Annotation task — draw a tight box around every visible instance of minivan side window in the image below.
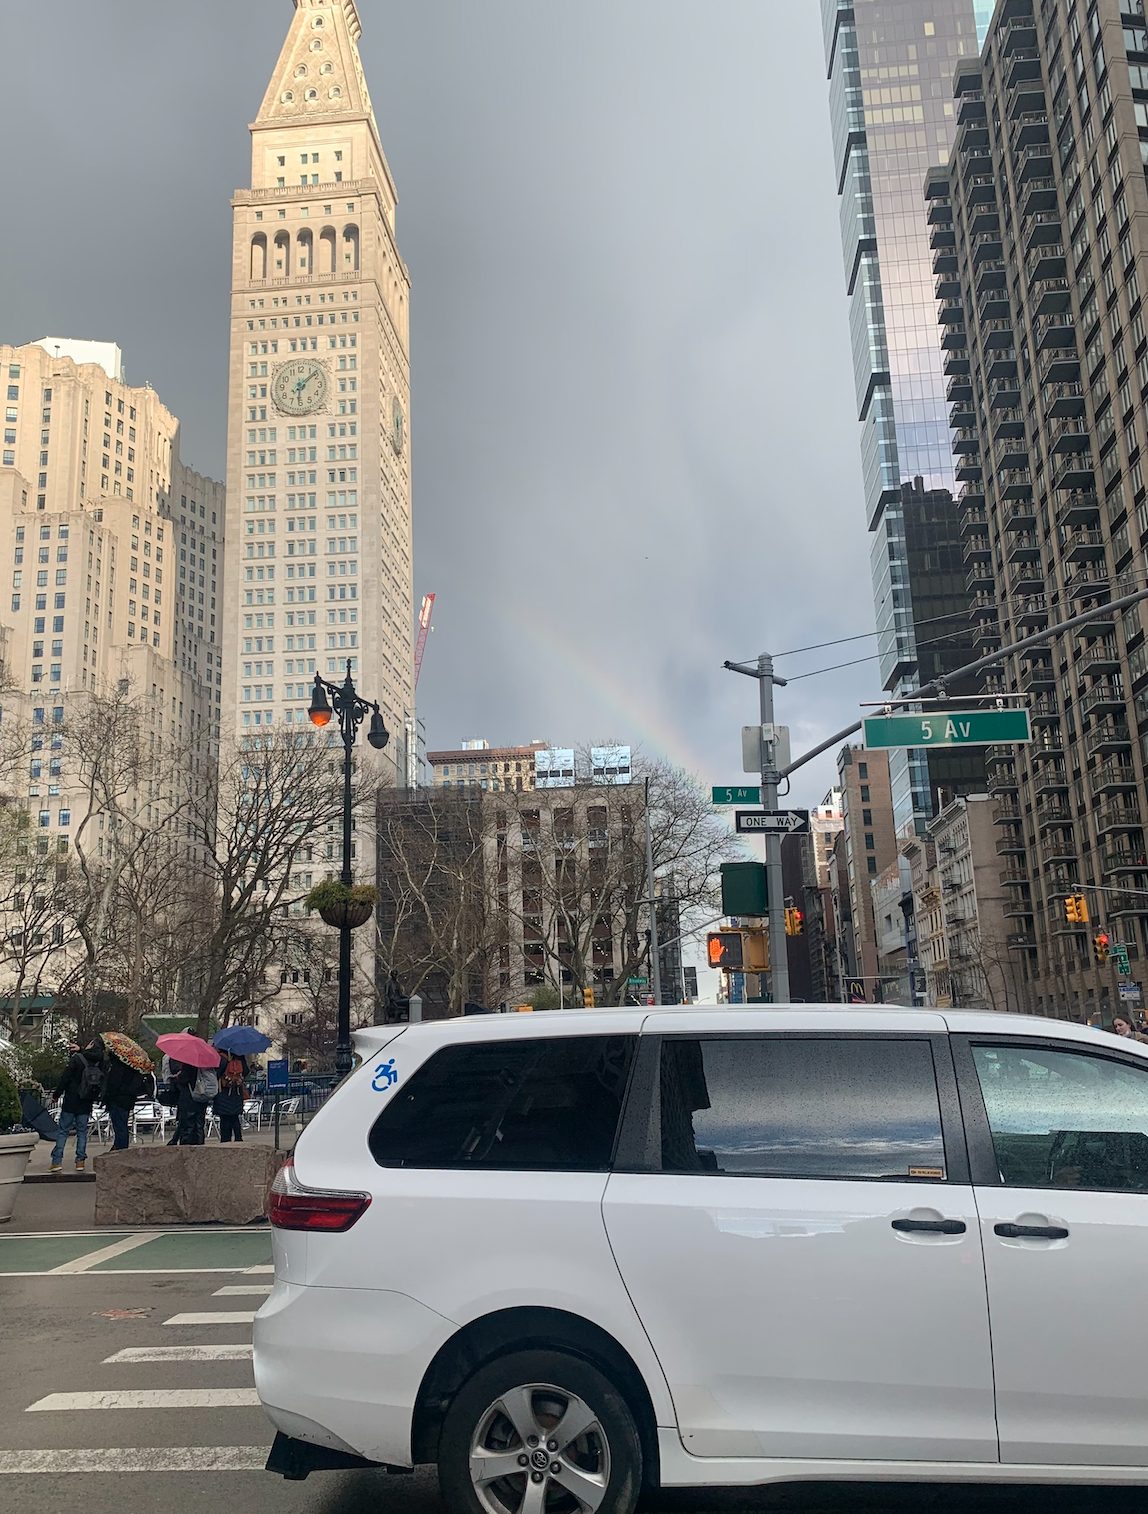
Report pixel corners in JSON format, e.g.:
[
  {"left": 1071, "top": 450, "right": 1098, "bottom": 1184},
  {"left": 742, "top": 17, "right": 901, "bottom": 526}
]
[
  {"left": 659, "top": 1037, "right": 947, "bottom": 1181},
  {"left": 971, "top": 1043, "right": 1148, "bottom": 1191},
  {"left": 368, "top": 1035, "right": 636, "bottom": 1171}
]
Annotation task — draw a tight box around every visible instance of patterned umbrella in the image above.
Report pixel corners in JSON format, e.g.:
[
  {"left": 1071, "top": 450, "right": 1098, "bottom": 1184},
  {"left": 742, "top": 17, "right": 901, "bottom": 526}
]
[
  {"left": 101, "top": 1032, "right": 154, "bottom": 1074},
  {"left": 155, "top": 1031, "right": 219, "bottom": 1069}
]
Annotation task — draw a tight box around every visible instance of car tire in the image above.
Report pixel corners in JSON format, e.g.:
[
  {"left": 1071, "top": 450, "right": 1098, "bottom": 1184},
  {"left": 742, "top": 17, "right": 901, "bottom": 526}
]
[{"left": 438, "top": 1348, "right": 642, "bottom": 1514}]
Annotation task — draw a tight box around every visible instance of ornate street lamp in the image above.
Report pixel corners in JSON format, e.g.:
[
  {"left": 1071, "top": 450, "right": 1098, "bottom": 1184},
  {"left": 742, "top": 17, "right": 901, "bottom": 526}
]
[{"left": 308, "top": 660, "right": 389, "bottom": 1077}]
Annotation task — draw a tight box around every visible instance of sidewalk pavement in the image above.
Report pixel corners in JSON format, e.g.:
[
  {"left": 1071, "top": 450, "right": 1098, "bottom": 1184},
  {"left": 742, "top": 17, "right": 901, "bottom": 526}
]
[{"left": 12, "top": 1123, "right": 297, "bottom": 1234}]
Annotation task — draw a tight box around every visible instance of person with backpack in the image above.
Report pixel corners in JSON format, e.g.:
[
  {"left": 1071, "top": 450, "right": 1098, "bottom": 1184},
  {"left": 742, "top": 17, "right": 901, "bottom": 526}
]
[
  {"left": 102, "top": 1058, "right": 153, "bottom": 1151},
  {"left": 172, "top": 1059, "right": 217, "bottom": 1145},
  {"left": 50, "top": 1039, "right": 106, "bottom": 1172},
  {"left": 213, "top": 1053, "right": 247, "bottom": 1143}
]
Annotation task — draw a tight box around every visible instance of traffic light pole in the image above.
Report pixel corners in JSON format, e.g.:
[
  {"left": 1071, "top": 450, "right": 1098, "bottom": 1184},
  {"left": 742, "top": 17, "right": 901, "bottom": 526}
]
[
  {"left": 724, "top": 654, "right": 790, "bottom": 1003},
  {"left": 775, "top": 584, "right": 1148, "bottom": 783}
]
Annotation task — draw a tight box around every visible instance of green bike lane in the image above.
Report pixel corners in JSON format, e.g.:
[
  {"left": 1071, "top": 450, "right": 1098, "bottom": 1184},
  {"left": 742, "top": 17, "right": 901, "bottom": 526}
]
[{"left": 0, "top": 1228, "right": 274, "bottom": 1275}]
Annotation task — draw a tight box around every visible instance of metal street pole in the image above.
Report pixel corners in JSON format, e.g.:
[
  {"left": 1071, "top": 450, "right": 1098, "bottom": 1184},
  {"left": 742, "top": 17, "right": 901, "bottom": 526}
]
[
  {"left": 778, "top": 585, "right": 1148, "bottom": 782},
  {"left": 756, "top": 655, "right": 790, "bottom": 1004},
  {"left": 308, "top": 661, "right": 389, "bottom": 1079},
  {"left": 644, "top": 777, "right": 663, "bottom": 1006},
  {"left": 337, "top": 706, "right": 354, "bottom": 1077},
  {"left": 723, "top": 654, "right": 790, "bottom": 1003}
]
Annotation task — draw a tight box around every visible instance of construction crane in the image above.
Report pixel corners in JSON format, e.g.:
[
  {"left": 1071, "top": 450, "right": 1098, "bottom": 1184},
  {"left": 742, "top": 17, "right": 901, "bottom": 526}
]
[{"left": 413, "top": 592, "right": 435, "bottom": 690}]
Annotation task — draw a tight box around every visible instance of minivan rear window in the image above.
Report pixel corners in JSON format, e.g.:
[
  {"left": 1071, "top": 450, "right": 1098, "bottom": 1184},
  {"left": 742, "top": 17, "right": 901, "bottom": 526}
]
[
  {"left": 368, "top": 1035, "right": 636, "bottom": 1171},
  {"left": 660, "top": 1036, "right": 947, "bottom": 1181}
]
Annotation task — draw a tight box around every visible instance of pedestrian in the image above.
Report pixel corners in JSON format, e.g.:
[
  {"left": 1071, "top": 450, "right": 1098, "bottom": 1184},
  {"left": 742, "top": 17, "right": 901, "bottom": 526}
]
[
  {"left": 164, "top": 1059, "right": 186, "bottom": 1144},
  {"left": 213, "top": 1053, "right": 247, "bottom": 1143},
  {"left": 50, "top": 1039, "right": 106, "bottom": 1173},
  {"left": 170, "top": 1061, "right": 206, "bottom": 1146},
  {"left": 102, "top": 1058, "right": 153, "bottom": 1151},
  {"left": 1111, "top": 1013, "right": 1148, "bottom": 1044}
]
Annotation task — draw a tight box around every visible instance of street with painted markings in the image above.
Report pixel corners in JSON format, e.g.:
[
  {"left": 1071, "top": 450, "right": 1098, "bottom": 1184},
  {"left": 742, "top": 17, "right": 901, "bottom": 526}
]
[{"left": 0, "top": 1225, "right": 1141, "bottom": 1514}]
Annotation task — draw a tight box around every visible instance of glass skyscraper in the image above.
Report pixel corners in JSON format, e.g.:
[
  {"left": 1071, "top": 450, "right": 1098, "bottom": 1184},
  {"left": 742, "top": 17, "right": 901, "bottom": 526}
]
[{"left": 822, "top": 0, "right": 993, "bottom": 835}]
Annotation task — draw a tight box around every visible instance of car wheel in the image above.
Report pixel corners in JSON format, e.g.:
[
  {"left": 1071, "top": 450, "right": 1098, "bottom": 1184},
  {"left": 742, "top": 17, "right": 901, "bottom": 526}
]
[{"left": 438, "top": 1348, "right": 642, "bottom": 1514}]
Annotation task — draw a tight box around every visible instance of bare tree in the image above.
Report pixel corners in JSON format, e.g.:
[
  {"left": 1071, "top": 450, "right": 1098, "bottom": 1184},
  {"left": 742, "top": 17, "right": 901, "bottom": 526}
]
[
  {"left": 492, "top": 756, "right": 737, "bottom": 1006},
  {"left": 0, "top": 822, "right": 76, "bottom": 1041},
  {"left": 374, "top": 789, "right": 496, "bottom": 1017},
  {"left": 180, "top": 732, "right": 365, "bottom": 1037},
  {"left": 277, "top": 930, "right": 341, "bottom": 1068},
  {"left": 56, "top": 681, "right": 191, "bottom": 1032},
  {"left": 374, "top": 753, "right": 738, "bottom": 1014}
]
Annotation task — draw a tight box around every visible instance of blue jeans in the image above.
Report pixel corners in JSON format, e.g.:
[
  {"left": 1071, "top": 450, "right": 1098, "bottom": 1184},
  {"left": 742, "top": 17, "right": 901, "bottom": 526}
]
[
  {"left": 108, "top": 1105, "right": 131, "bottom": 1150},
  {"left": 51, "top": 1109, "right": 89, "bottom": 1166}
]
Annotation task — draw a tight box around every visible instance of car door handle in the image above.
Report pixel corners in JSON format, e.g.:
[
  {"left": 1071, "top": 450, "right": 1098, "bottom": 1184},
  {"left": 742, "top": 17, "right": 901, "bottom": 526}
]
[
  {"left": 891, "top": 1217, "right": 966, "bottom": 1235},
  {"left": 994, "top": 1222, "right": 1069, "bottom": 1240}
]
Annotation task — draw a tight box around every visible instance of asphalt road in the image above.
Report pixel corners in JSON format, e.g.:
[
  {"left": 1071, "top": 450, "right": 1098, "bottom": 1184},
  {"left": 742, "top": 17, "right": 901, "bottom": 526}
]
[{"left": 0, "top": 1234, "right": 1142, "bottom": 1514}]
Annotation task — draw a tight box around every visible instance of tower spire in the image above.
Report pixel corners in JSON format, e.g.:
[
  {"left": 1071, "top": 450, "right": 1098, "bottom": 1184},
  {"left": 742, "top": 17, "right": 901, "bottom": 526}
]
[{"left": 256, "top": 0, "right": 373, "bottom": 131}]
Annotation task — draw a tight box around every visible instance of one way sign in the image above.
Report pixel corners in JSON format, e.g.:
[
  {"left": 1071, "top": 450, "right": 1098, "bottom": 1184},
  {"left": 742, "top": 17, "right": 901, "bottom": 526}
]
[{"left": 734, "top": 809, "right": 810, "bottom": 835}]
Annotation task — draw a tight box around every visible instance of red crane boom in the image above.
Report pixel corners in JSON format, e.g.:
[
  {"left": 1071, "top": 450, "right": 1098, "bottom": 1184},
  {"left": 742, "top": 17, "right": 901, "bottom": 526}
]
[{"left": 413, "top": 592, "right": 435, "bottom": 689}]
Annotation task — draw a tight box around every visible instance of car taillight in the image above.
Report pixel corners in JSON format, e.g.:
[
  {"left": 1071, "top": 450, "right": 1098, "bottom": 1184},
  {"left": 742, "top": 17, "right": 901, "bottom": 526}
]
[{"left": 269, "top": 1157, "right": 371, "bottom": 1233}]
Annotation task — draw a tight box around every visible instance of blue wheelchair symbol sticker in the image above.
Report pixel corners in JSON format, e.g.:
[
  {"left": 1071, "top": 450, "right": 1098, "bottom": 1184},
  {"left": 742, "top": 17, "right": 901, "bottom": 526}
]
[{"left": 372, "top": 1058, "right": 398, "bottom": 1091}]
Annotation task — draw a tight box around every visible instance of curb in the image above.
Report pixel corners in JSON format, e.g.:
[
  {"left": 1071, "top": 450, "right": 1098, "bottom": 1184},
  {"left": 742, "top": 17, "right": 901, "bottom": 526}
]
[{"left": 24, "top": 1173, "right": 96, "bottom": 1185}]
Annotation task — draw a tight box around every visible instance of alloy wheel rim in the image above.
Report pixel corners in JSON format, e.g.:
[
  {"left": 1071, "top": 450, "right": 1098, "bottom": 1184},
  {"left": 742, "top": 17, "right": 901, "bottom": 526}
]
[{"left": 468, "top": 1381, "right": 611, "bottom": 1514}]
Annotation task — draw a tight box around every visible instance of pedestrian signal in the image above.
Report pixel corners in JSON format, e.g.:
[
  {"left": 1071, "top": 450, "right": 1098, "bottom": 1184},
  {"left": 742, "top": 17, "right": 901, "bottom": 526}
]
[
  {"left": 1065, "top": 894, "right": 1088, "bottom": 924},
  {"left": 583, "top": 987, "right": 595, "bottom": 1007},
  {"left": 784, "top": 907, "right": 804, "bottom": 936},
  {"left": 1094, "top": 932, "right": 1110, "bottom": 963},
  {"left": 707, "top": 931, "right": 744, "bottom": 970}
]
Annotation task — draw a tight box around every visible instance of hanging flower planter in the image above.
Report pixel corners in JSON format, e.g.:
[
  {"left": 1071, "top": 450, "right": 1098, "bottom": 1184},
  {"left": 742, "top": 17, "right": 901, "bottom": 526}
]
[{"left": 305, "top": 881, "right": 379, "bottom": 930}]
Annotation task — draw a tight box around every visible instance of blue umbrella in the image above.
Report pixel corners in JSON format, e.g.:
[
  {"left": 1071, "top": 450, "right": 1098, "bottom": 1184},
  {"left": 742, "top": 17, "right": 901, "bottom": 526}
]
[{"left": 213, "top": 1025, "right": 272, "bottom": 1054}]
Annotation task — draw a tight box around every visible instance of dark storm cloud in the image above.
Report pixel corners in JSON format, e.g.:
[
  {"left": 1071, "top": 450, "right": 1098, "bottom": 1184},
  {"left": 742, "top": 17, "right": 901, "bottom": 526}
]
[{"left": 0, "top": 1, "right": 887, "bottom": 808}]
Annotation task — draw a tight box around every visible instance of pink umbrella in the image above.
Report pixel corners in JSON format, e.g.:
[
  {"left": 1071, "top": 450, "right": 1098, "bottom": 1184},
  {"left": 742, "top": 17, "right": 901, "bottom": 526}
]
[{"left": 155, "top": 1032, "right": 220, "bottom": 1069}]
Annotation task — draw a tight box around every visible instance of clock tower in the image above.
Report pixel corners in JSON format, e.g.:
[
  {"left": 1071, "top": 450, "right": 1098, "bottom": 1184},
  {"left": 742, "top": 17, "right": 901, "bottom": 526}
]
[{"left": 222, "top": 0, "right": 414, "bottom": 789}]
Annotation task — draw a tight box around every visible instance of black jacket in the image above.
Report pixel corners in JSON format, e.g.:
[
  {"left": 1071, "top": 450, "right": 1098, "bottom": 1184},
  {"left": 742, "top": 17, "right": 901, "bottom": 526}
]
[
  {"left": 103, "top": 1058, "right": 151, "bottom": 1112},
  {"left": 213, "top": 1055, "right": 247, "bottom": 1116},
  {"left": 55, "top": 1047, "right": 105, "bottom": 1115}
]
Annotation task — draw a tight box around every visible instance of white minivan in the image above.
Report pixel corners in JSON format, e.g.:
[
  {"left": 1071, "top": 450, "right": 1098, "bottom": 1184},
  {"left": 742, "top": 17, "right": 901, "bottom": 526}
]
[{"left": 255, "top": 1006, "right": 1148, "bottom": 1507}]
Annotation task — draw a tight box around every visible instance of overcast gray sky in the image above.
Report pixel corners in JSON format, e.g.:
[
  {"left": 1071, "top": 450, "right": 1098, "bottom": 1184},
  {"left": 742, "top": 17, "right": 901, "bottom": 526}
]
[{"left": 0, "top": 0, "right": 885, "bottom": 817}]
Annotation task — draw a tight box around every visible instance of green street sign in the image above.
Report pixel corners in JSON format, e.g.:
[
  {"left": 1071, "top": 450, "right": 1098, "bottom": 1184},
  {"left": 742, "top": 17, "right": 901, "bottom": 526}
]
[
  {"left": 862, "top": 709, "right": 1032, "bottom": 749},
  {"left": 1113, "top": 944, "right": 1132, "bottom": 977},
  {"left": 712, "top": 785, "right": 761, "bottom": 805},
  {"left": 627, "top": 977, "right": 649, "bottom": 987}
]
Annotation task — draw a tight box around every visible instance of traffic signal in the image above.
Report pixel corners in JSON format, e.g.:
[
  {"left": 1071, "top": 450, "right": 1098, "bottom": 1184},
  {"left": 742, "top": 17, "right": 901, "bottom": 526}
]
[
  {"left": 707, "top": 931, "right": 744, "bottom": 970},
  {"left": 1094, "top": 932, "right": 1110, "bottom": 964},
  {"left": 784, "top": 907, "right": 804, "bottom": 936},
  {"left": 742, "top": 930, "right": 770, "bottom": 971},
  {"left": 583, "top": 987, "right": 595, "bottom": 1007},
  {"left": 1065, "top": 894, "right": 1089, "bottom": 924}
]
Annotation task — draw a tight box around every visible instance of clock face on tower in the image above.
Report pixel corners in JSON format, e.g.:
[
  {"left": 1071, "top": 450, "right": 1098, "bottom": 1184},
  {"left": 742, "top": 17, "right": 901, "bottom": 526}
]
[{"left": 272, "top": 359, "right": 328, "bottom": 415}]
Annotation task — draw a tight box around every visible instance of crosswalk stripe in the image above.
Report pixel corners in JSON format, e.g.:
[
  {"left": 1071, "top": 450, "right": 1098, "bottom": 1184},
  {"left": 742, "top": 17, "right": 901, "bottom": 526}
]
[
  {"left": 48, "top": 1234, "right": 157, "bottom": 1274},
  {"left": 212, "top": 1285, "right": 272, "bottom": 1296},
  {"left": 27, "top": 1389, "right": 262, "bottom": 1412},
  {"left": 163, "top": 1311, "right": 257, "bottom": 1326},
  {"left": 0, "top": 1447, "right": 270, "bottom": 1473},
  {"left": 103, "top": 1345, "right": 253, "bottom": 1363}
]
